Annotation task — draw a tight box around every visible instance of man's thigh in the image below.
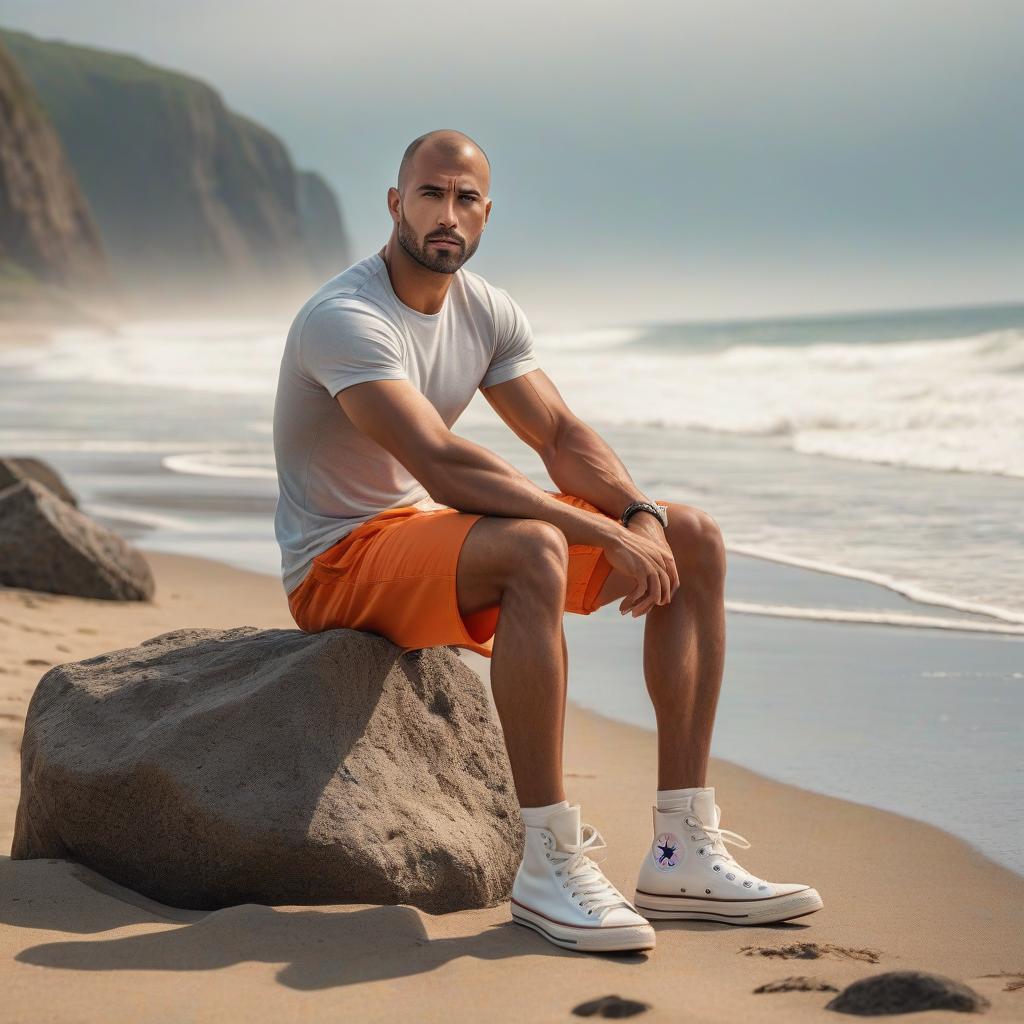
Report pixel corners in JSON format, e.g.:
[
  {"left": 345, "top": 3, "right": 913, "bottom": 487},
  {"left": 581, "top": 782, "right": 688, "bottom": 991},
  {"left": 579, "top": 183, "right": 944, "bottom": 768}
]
[{"left": 456, "top": 490, "right": 628, "bottom": 621}]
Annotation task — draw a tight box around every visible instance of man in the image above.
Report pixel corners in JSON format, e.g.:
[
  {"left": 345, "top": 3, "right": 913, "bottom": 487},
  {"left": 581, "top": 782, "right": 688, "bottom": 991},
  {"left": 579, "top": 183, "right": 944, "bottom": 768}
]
[{"left": 273, "top": 128, "right": 822, "bottom": 954}]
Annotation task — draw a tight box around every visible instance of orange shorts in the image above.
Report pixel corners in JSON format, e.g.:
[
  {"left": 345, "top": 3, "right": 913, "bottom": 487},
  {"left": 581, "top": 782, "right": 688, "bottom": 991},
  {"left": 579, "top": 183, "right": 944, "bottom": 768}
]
[{"left": 287, "top": 490, "right": 647, "bottom": 659}]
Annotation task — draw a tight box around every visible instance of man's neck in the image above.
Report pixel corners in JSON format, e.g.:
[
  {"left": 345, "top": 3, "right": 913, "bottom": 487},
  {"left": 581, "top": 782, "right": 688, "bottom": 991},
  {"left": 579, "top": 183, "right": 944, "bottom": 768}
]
[{"left": 379, "top": 242, "right": 453, "bottom": 316}]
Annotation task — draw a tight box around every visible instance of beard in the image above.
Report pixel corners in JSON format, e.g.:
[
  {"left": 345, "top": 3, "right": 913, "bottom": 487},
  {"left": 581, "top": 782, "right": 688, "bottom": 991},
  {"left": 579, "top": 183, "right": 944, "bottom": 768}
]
[{"left": 397, "top": 212, "right": 480, "bottom": 274}]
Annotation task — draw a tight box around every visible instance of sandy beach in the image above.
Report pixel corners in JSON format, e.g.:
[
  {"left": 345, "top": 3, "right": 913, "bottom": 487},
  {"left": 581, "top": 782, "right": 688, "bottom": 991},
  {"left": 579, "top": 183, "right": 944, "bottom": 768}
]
[{"left": 2, "top": 551, "right": 1022, "bottom": 1022}]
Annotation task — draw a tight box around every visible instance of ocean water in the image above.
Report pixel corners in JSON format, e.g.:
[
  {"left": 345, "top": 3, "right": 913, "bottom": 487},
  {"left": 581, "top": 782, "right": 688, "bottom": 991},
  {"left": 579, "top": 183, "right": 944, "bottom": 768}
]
[{"left": 1, "top": 301, "right": 1021, "bottom": 872}]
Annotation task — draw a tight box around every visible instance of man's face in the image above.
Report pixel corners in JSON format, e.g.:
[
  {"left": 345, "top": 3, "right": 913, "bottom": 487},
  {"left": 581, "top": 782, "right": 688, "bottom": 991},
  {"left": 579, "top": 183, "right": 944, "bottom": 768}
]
[{"left": 393, "top": 146, "right": 491, "bottom": 274}]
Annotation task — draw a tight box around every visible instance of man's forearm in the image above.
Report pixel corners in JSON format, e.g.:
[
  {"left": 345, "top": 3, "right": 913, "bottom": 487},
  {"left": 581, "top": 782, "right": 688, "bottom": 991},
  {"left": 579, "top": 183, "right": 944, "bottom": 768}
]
[
  {"left": 543, "top": 418, "right": 648, "bottom": 521},
  {"left": 428, "top": 435, "right": 620, "bottom": 548}
]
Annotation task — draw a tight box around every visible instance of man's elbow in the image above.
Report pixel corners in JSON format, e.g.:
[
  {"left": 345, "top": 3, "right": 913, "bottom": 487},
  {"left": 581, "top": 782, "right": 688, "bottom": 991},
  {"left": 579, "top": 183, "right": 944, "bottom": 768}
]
[{"left": 417, "top": 435, "right": 468, "bottom": 506}]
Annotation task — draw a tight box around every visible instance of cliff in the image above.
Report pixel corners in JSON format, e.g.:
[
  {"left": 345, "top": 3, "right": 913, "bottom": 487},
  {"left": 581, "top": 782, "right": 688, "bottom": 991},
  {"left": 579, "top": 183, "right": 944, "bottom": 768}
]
[
  {"left": 0, "top": 38, "right": 108, "bottom": 303},
  {"left": 1, "top": 28, "right": 353, "bottom": 312},
  {"left": 297, "top": 170, "right": 353, "bottom": 281}
]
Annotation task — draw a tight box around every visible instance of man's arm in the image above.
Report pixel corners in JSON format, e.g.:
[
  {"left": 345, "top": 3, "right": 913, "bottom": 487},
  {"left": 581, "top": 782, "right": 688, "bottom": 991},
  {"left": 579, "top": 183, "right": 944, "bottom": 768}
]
[
  {"left": 480, "top": 368, "right": 649, "bottom": 521},
  {"left": 335, "top": 377, "right": 621, "bottom": 549}
]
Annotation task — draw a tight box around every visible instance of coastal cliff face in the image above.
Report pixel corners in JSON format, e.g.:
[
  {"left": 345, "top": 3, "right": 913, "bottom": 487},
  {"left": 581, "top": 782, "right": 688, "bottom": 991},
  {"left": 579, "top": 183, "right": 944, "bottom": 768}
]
[
  {"left": 297, "top": 170, "right": 353, "bottom": 282},
  {"left": 0, "top": 39, "right": 107, "bottom": 293},
  {"left": 1, "top": 28, "right": 352, "bottom": 310}
]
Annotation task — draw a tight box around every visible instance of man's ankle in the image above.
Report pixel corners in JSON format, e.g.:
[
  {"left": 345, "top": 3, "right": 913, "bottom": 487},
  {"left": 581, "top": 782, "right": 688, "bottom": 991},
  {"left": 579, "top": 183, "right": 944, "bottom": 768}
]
[
  {"left": 520, "top": 799, "right": 570, "bottom": 828},
  {"left": 656, "top": 785, "right": 709, "bottom": 811}
]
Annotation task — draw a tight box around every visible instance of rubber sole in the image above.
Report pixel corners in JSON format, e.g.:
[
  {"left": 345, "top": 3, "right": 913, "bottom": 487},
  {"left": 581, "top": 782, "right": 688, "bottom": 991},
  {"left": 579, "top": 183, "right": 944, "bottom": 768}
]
[
  {"left": 511, "top": 903, "right": 656, "bottom": 953},
  {"left": 633, "top": 886, "right": 823, "bottom": 925}
]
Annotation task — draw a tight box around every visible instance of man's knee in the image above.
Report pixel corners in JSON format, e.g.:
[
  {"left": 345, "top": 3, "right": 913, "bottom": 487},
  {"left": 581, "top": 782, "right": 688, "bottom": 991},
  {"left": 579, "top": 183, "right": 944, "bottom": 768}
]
[
  {"left": 666, "top": 504, "right": 726, "bottom": 579},
  {"left": 505, "top": 519, "right": 570, "bottom": 580}
]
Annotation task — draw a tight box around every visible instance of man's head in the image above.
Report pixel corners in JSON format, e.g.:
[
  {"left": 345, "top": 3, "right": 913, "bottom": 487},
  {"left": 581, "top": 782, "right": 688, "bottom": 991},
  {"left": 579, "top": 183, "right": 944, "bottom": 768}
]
[{"left": 389, "top": 129, "right": 492, "bottom": 275}]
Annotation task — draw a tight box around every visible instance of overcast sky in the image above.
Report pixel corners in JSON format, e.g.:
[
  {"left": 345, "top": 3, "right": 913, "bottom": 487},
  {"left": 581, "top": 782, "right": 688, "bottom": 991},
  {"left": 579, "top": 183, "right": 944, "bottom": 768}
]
[{"left": 4, "top": 1, "right": 1022, "bottom": 329}]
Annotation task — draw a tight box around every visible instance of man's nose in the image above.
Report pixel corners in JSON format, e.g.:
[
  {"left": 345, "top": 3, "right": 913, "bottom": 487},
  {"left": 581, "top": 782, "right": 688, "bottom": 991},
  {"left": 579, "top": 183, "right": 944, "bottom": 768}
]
[{"left": 438, "top": 192, "right": 458, "bottom": 227}]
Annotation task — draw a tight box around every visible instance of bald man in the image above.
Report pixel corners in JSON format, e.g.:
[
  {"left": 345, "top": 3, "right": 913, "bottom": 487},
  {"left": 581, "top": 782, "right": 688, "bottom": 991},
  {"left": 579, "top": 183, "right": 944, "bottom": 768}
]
[{"left": 273, "top": 128, "right": 822, "bottom": 954}]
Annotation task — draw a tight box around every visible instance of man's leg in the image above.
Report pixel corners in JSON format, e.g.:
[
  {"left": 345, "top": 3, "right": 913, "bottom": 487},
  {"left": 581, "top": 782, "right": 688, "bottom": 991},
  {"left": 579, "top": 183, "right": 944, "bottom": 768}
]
[
  {"left": 589, "top": 504, "right": 727, "bottom": 789},
  {"left": 455, "top": 516, "right": 571, "bottom": 808},
  {"left": 456, "top": 512, "right": 656, "bottom": 953}
]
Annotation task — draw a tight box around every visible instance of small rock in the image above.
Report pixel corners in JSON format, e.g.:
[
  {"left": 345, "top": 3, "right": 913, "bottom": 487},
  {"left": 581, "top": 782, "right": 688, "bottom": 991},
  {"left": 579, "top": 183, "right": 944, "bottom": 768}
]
[
  {"left": 826, "top": 970, "right": 990, "bottom": 1015},
  {"left": 572, "top": 994, "right": 651, "bottom": 1018}
]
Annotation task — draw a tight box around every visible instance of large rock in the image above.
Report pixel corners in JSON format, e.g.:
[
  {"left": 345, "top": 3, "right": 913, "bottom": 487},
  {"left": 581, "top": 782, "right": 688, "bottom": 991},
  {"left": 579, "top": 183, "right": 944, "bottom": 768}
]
[
  {"left": 0, "top": 455, "right": 79, "bottom": 506},
  {"left": 12, "top": 627, "right": 524, "bottom": 913},
  {"left": 0, "top": 478, "right": 153, "bottom": 600}
]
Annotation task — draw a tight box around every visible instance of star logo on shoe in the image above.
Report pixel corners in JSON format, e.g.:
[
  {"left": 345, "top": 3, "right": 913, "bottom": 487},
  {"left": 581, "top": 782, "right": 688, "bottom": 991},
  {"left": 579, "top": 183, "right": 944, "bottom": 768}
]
[{"left": 653, "top": 832, "right": 679, "bottom": 870}]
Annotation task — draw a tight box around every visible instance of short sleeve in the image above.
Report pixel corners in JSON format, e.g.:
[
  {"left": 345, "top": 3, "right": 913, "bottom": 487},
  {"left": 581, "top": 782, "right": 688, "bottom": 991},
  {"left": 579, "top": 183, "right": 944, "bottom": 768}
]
[
  {"left": 480, "top": 287, "right": 540, "bottom": 389},
  {"left": 299, "top": 297, "right": 408, "bottom": 397}
]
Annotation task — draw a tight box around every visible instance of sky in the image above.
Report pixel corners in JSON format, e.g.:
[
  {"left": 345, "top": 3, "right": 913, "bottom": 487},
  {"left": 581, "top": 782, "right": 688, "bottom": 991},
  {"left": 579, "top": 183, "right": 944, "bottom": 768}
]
[{"left": 4, "top": 0, "right": 1022, "bottom": 329}]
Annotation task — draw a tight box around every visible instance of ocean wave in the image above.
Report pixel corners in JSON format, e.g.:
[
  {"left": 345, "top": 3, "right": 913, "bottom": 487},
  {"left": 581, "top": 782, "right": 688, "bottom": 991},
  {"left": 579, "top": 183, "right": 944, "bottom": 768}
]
[
  {"left": 727, "top": 544, "right": 1024, "bottom": 627},
  {"left": 162, "top": 452, "right": 277, "bottom": 479},
  {"left": 10, "top": 317, "right": 1024, "bottom": 478},
  {"left": 725, "top": 600, "right": 1024, "bottom": 636},
  {"left": 84, "top": 502, "right": 202, "bottom": 532},
  {"left": 538, "top": 327, "right": 1024, "bottom": 478}
]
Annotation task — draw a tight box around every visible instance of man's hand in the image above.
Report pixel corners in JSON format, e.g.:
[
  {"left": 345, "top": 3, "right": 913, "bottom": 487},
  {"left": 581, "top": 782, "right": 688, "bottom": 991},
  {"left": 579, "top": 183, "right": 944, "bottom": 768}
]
[{"left": 602, "top": 513, "right": 680, "bottom": 617}]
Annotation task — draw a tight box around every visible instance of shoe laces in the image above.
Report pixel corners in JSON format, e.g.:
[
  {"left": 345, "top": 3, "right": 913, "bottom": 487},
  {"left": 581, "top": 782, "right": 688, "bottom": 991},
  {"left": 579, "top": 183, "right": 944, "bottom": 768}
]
[
  {"left": 549, "top": 824, "right": 630, "bottom": 916},
  {"left": 686, "top": 812, "right": 757, "bottom": 873}
]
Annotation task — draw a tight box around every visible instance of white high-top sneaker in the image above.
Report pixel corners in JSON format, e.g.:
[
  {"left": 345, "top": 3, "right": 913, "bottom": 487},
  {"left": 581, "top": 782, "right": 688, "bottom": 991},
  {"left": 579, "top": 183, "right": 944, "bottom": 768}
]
[
  {"left": 633, "top": 787, "right": 823, "bottom": 925},
  {"left": 511, "top": 803, "right": 655, "bottom": 953}
]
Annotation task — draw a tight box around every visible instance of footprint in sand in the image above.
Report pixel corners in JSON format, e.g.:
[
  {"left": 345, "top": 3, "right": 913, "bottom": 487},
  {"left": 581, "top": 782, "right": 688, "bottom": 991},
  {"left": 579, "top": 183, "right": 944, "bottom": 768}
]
[
  {"left": 23, "top": 658, "right": 51, "bottom": 667},
  {"left": 753, "top": 976, "right": 839, "bottom": 993},
  {"left": 739, "top": 941, "right": 881, "bottom": 964},
  {"left": 979, "top": 971, "right": 1024, "bottom": 992}
]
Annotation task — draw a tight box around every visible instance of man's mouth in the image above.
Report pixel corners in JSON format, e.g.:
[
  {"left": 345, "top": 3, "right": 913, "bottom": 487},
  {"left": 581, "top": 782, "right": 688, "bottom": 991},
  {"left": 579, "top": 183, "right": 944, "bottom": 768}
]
[{"left": 430, "top": 238, "right": 460, "bottom": 247}]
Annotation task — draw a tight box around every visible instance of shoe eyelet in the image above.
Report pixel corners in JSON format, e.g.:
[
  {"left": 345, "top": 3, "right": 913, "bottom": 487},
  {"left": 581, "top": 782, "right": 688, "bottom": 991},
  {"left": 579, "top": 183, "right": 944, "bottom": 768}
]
[
  {"left": 685, "top": 817, "right": 697, "bottom": 827},
  {"left": 705, "top": 888, "right": 711, "bottom": 894},
  {"left": 713, "top": 865, "right": 720, "bottom": 871},
  {"left": 698, "top": 849, "right": 706, "bottom": 857},
  {"left": 726, "top": 872, "right": 735, "bottom": 880},
  {"left": 758, "top": 884, "right": 767, "bottom": 890},
  {"left": 743, "top": 881, "right": 752, "bottom": 888}
]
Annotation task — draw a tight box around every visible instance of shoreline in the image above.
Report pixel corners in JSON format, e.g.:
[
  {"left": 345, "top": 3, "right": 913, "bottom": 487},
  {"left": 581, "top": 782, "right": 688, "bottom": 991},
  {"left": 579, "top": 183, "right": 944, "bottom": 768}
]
[{"left": 1, "top": 550, "right": 1022, "bottom": 1020}]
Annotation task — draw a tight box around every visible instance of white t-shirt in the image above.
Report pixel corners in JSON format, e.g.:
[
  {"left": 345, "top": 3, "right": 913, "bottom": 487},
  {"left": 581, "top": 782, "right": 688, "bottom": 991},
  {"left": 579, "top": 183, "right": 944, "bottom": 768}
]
[{"left": 272, "top": 251, "right": 540, "bottom": 595}]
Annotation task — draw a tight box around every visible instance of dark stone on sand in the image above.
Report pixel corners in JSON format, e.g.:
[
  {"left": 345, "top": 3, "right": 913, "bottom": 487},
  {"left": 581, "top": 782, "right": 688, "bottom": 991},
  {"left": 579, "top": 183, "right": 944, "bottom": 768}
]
[
  {"left": 572, "top": 994, "right": 651, "bottom": 1018},
  {"left": 754, "top": 976, "right": 839, "bottom": 993},
  {"left": 825, "top": 970, "right": 990, "bottom": 1015},
  {"left": 12, "top": 627, "right": 523, "bottom": 914},
  {"left": 0, "top": 478, "right": 153, "bottom": 600},
  {"left": 0, "top": 456, "right": 78, "bottom": 506}
]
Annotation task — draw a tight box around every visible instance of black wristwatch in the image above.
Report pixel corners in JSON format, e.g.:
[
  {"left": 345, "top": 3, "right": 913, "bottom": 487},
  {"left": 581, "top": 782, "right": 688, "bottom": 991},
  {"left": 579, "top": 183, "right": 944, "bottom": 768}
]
[{"left": 621, "top": 499, "right": 669, "bottom": 529}]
